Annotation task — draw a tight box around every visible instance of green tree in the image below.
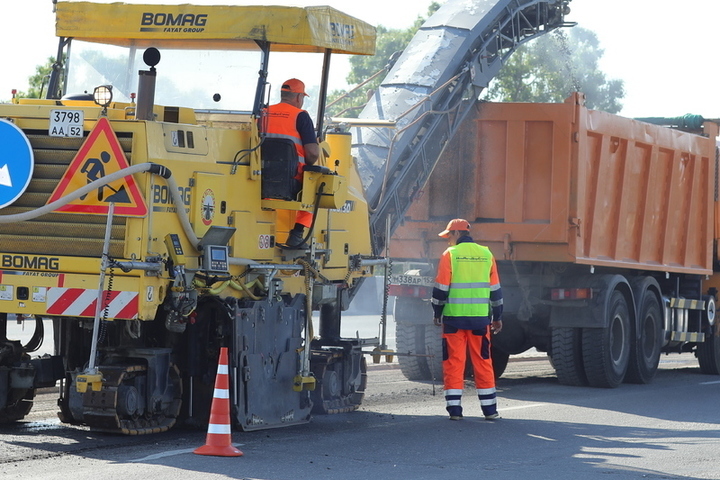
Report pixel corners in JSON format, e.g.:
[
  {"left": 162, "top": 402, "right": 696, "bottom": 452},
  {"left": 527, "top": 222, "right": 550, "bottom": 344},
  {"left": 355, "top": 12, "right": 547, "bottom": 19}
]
[
  {"left": 483, "top": 27, "right": 625, "bottom": 113},
  {"left": 13, "top": 57, "right": 58, "bottom": 99},
  {"left": 330, "top": 16, "right": 624, "bottom": 117}
]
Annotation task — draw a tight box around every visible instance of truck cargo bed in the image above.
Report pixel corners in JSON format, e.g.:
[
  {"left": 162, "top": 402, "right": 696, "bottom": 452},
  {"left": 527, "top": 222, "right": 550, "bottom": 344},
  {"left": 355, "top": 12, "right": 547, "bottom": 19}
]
[{"left": 392, "top": 93, "right": 718, "bottom": 275}]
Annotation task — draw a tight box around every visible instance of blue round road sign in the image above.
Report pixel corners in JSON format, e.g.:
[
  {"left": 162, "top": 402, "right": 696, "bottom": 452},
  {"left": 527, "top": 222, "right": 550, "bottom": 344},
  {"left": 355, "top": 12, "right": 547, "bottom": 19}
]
[{"left": 0, "top": 119, "right": 34, "bottom": 209}]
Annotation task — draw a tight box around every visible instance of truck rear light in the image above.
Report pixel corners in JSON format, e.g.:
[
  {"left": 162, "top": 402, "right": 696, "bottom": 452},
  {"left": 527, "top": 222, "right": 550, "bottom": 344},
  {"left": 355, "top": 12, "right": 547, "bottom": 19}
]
[
  {"left": 551, "top": 288, "right": 593, "bottom": 300},
  {"left": 388, "top": 284, "right": 431, "bottom": 298}
]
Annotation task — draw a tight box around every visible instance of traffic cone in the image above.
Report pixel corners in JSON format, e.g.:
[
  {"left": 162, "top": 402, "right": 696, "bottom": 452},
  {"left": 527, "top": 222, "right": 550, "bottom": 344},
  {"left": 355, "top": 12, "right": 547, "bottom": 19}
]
[{"left": 193, "top": 347, "right": 243, "bottom": 457}]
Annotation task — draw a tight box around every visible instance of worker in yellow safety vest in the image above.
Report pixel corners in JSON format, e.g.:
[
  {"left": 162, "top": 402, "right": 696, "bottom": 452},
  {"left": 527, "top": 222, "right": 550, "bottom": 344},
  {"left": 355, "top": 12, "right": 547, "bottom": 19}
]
[
  {"left": 263, "top": 78, "right": 319, "bottom": 248},
  {"left": 431, "top": 218, "right": 504, "bottom": 421}
]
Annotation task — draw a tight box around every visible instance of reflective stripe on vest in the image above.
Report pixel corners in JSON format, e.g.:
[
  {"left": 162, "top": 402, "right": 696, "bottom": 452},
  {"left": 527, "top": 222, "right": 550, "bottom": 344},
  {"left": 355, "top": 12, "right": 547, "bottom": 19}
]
[
  {"left": 443, "top": 243, "right": 493, "bottom": 317},
  {"left": 264, "top": 102, "right": 306, "bottom": 162}
]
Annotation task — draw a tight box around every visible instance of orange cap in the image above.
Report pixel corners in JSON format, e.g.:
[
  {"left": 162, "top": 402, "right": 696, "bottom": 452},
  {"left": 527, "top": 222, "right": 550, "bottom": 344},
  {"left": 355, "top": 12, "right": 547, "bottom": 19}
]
[
  {"left": 281, "top": 78, "right": 308, "bottom": 97},
  {"left": 438, "top": 218, "right": 471, "bottom": 238}
]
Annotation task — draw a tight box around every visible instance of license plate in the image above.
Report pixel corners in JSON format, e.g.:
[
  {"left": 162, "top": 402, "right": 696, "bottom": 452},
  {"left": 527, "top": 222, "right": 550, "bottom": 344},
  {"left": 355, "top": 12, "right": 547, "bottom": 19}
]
[
  {"left": 389, "top": 275, "right": 435, "bottom": 286},
  {"left": 50, "top": 109, "right": 84, "bottom": 137}
]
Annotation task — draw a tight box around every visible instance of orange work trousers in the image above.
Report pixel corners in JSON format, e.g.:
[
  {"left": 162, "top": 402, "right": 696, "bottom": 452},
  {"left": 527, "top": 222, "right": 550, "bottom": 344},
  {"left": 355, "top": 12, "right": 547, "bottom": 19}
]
[
  {"left": 442, "top": 325, "right": 495, "bottom": 391},
  {"left": 296, "top": 210, "right": 313, "bottom": 228}
]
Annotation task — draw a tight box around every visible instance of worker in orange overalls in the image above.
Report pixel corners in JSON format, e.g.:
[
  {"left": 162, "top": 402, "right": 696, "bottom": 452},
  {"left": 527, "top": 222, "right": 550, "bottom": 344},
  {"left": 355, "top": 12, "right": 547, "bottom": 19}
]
[
  {"left": 431, "top": 218, "right": 503, "bottom": 420},
  {"left": 263, "top": 78, "right": 319, "bottom": 248}
]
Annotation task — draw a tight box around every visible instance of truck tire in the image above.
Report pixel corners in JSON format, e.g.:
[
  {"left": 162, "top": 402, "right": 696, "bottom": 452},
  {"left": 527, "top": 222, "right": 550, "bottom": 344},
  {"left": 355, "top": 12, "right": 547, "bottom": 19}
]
[
  {"left": 394, "top": 297, "right": 434, "bottom": 381},
  {"left": 395, "top": 323, "right": 431, "bottom": 380},
  {"left": 697, "top": 326, "right": 720, "bottom": 375},
  {"left": 492, "top": 347, "right": 510, "bottom": 379},
  {"left": 424, "top": 326, "right": 444, "bottom": 382},
  {"left": 625, "top": 292, "right": 662, "bottom": 384},
  {"left": 424, "top": 327, "right": 506, "bottom": 381},
  {"left": 550, "top": 327, "right": 588, "bottom": 386},
  {"left": 582, "top": 290, "right": 631, "bottom": 388}
]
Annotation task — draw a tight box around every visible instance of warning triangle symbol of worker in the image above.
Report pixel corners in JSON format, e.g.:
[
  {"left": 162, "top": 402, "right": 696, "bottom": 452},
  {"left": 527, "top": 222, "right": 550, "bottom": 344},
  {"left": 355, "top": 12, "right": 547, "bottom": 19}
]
[{"left": 46, "top": 117, "right": 147, "bottom": 216}]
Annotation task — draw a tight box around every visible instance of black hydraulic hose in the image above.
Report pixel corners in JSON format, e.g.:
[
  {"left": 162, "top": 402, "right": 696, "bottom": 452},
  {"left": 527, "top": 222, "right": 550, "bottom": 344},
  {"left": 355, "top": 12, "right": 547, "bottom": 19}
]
[{"left": 22, "top": 316, "right": 44, "bottom": 353}]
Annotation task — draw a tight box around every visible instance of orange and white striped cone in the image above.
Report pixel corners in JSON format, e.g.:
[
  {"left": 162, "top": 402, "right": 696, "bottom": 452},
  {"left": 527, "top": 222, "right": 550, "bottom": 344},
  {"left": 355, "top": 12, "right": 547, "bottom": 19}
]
[{"left": 193, "top": 347, "right": 243, "bottom": 457}]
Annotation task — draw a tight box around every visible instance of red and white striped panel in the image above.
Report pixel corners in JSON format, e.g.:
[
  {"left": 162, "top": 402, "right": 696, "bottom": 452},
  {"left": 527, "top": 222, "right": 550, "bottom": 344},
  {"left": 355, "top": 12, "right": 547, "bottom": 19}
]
[{"left": 46, "top": 288, "right": 139, "bottom": 319}]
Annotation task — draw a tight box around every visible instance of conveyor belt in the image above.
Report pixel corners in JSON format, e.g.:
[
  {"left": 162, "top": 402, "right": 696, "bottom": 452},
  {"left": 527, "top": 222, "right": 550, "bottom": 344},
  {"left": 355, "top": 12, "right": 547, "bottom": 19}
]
[{"left": 355, "top": 0, "right": 573, "bottom": 253}]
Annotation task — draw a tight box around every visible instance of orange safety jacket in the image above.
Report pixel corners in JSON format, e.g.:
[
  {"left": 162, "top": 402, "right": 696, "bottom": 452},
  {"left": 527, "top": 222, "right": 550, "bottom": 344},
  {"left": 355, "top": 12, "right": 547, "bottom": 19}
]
[
  {"left": 263, "top": 102, "right": 314, "bottom": 228},
  {"left": 264, "top": 102, "right": 308, "bottom": 180},
  {"left": 431, "top": 236, "right": 503, "bottom": 330}
]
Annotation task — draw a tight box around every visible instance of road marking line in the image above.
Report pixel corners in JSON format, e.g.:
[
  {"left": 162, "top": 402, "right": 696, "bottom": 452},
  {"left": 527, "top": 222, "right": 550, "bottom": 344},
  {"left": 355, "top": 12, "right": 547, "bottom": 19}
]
[
  {"left": 699, "top": 380, "right": 720, "bottom": 385},
  {"left": 130, "top": 444, "right": 244, "bottom": 462}
]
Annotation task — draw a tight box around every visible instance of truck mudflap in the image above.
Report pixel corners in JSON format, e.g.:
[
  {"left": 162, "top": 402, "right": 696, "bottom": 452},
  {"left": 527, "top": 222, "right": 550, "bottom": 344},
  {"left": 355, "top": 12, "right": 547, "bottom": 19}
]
[{"left": 61, "top": 353, "right": 182, "bottom": 435}]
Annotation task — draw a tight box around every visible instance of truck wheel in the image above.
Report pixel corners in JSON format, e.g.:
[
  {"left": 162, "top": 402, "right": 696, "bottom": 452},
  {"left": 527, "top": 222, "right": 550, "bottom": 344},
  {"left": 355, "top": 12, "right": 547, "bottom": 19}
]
[
  {"left": 550, "top": 327, "right": 588, "bottom": 386},
  {"left": 492, "top": 347, "right": 510, "bottom": 379},
  {"left": 697, "top": 326, "right": 720, "bottom": 375},
  {"left": 423, "top": 327, "right": 483, "bottom": 382},
  {"left": 625, "top": 292, "right": 662, "bottom": 384},
  {"left": 582, "top": 290, "right": 631, "bottom": 388},
  {"left": 394, "top": 297, "right": 434, "bottom": 381},
  {"left": 396, "top": 323, "right": 431, "bottom": 380},
  {"left": 424, "top": 326, "right": 444, "bottom": 382}
]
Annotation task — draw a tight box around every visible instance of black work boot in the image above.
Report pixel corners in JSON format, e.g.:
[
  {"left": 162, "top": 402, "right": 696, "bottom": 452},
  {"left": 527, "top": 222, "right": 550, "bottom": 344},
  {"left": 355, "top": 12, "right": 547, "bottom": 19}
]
[{"left": 284, "top": 228, "right": 309, "bottom": 249}]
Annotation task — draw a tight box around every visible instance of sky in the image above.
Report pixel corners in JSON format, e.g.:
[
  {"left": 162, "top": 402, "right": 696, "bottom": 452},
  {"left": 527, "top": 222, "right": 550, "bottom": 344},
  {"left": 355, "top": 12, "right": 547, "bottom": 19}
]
[{"left": 2, "top": 0, "right": 720, "bottom": 118}]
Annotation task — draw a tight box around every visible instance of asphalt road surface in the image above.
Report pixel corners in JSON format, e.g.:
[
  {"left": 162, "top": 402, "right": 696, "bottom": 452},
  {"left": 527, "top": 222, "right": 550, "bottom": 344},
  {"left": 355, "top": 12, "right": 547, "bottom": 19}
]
[{"left": 0, "top": 341, "right": 717, "bottom": 480}]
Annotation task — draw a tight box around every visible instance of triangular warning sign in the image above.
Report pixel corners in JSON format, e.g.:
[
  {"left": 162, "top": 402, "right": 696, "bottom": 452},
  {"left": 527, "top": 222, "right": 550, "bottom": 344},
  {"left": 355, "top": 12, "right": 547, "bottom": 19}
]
[{"left": 47, "top": 117, "right": 147, "bottom": 216}]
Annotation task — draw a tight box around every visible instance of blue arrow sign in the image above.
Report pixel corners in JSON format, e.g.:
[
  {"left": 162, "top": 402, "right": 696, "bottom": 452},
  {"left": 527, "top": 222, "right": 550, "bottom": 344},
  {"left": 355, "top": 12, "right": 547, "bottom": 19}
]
[{"left": 0, "top": 119, "right": 34, "bottom": 209}]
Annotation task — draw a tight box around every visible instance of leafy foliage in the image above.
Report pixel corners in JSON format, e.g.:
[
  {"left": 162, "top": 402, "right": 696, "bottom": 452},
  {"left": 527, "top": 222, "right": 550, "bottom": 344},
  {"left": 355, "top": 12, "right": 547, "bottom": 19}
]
[
  {"left": 329, "top": 15, "right": 624, "bottom": 117},
  {"left": 483, "top": 27, "right": 625, "bottom": 113},
  {"left": 13, "top": 57, "right": 58, "bottom": 99}
]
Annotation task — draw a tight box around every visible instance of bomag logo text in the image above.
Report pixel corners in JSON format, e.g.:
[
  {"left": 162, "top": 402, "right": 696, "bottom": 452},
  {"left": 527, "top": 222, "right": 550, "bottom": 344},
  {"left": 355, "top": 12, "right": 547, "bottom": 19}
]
[
  {"left": 141, "top": 12, "right": 207, "bottom": 33},
  {"left": 329, "top": 22, "right": 355, "bottom": 47},
  {"left": 2, "top": 255, "right": 60, "bottom": 271},
  {"left": 330, "top": 22, "right": 355, "bottom": 39}
]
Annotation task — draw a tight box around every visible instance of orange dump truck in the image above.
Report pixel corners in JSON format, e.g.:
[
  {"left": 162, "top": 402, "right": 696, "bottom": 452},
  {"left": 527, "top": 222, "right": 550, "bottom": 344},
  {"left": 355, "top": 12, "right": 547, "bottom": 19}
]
[{"left": 390, "top": 93, "right": 720, "bottom": 387}]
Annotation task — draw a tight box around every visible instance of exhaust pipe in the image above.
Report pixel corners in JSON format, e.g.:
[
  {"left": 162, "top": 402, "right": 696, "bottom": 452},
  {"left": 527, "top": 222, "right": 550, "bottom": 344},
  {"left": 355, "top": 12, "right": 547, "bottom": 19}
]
[{"left": 136, "top": 48, "right": 161, "bottom": 121}]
